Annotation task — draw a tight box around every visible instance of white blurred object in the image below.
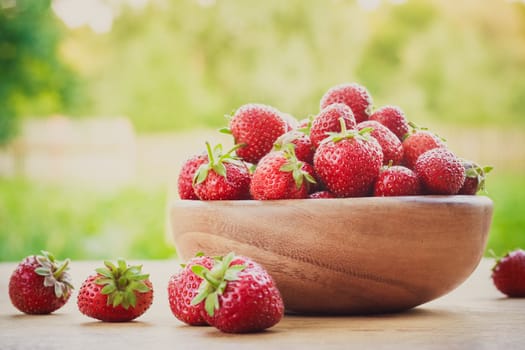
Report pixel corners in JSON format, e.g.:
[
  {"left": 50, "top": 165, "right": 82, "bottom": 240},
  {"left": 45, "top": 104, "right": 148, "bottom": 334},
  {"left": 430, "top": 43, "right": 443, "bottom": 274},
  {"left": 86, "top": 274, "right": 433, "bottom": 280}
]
[{"left": 4, "top": 116, "right": 136, "bottom": 188}]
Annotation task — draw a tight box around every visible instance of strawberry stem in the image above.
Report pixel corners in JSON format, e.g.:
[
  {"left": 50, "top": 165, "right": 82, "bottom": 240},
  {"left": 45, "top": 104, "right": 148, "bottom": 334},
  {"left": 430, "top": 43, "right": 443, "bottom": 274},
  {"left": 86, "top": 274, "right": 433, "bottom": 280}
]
[{"left": 53, "top": 258, "right": 70, "bottom": 280}]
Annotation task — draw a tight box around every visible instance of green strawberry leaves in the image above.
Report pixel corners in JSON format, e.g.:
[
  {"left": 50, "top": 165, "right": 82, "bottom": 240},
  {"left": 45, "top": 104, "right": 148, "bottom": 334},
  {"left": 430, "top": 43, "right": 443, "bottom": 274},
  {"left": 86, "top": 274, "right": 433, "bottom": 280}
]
[
  {"left": 278, "top": 145, "right": 316, "bottom": 189},
  {"left": 193, "top": 142, "right": 245, "bottom": 185},
  {"left": 324, "top": 118, "right": 373, "bottom": 144},
  {"left": 190, "top": 252, "right": 246, "bottom": 317},
  {"left": 34, "top": 250, "right": 74, "bottom": 299},
  {"left": 95, "top": 259, "right": 151, "bottom": 310}
]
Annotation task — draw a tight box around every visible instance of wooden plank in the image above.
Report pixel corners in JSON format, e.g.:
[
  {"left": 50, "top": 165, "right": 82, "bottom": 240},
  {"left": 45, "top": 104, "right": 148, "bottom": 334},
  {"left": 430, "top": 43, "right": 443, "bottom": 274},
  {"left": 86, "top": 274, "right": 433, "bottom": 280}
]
[{"left": 0, "top": 259, "right": 523, "bottom": 349}]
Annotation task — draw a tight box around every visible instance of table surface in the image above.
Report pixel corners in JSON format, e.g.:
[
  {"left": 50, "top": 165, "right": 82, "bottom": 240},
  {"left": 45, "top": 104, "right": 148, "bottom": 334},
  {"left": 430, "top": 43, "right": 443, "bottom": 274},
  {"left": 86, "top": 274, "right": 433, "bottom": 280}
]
[{"left": 0, "top": 258, "right": 523, "bottom": 350}]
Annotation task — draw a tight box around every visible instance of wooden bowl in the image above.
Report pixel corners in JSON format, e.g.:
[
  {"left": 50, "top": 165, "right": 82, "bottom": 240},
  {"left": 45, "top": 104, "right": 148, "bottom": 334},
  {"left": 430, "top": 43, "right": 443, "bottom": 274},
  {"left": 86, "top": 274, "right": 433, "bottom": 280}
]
[{"left": 169, "top": 195, "right": 493, "bottom": 314}]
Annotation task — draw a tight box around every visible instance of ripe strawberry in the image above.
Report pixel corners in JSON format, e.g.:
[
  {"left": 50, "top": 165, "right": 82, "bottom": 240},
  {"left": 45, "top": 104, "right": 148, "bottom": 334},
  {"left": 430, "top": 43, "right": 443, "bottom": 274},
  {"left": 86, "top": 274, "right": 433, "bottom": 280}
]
[
  {"left": 309, "top": 191, "right": 335, "bottom": 199},
  {"left": 373, "top": 165, "right": 421, "bottom": 197},
  {"left": 313, "top": 120, "right": 383, "bottom": 197},
  {"left": 369, "top": 105, "right": 409, "bottom": 141},
  {"left": 319, "top": 82, "right": 373, "bottom": 123},
  {"left": 191, "top": 252, "right": 284, "bottom": 333},
  {"left": 9, "top": 251, "right": 73, "bottom": 314},
  {"left": 168, "top": 255, "right": 214, "bottom": 326},
  {"left": 358, "top": 120, "right": 403, "bottom": 165},
  {"left": 402, "top": 127, "right": 446, "bottom": 169},
  {"left": 77, "top": 259, "right": 153, "bottom": 322},
  {"left": 177, "top": 154, "right": 208, "bottom": 200},
  {"left": 310, "top": 103, "right": 356, "bottom": 148},
  {"left": 250, "top": 148, "right": 317, "bottom": 200},
  {"left": 193, "top": 142, "right": 251, "bottom": 200},
  {"left": 273, "top": 130, "right": 315, "bottom": 164},
  {"left": 492, "top": 249, "right": 525, "bottom": 297},
  {"left": 228, "top": 103, "right": 291, "bottom": 164},
  {"left": 458, "top": 160, "right": 493, "bottom": 195},
  {"left": 414, "top": 148, "right": 466, "bottom": 195}
]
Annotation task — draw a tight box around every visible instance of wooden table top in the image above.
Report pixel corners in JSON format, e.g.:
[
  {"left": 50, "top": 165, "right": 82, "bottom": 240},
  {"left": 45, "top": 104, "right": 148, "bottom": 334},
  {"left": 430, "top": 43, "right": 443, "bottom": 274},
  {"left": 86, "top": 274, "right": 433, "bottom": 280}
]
[{"left": 0, "top": 258, "right": 523, "bottom": 349}]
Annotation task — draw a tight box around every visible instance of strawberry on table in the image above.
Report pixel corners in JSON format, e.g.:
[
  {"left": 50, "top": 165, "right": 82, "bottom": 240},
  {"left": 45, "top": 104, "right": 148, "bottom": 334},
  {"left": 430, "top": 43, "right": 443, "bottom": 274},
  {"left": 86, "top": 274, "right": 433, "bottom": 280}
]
[
  {"left": 373, "top": 165, "right": 421, "bottom": 197},
  {"left": 250, "top": 148, "right": 317, "bottom": 200},
  {"left": 193, "top": 142, "right": 251, "bottom": 200},
  {"left": 492, "top": 249, "right": 525, "bottom": 297},
  {"left": 313, "top": 119, "right": 383, "bottom": 197},
  {"left": 458, "top": 160, "right": 493, "bottom": 195},
  {"left": 77, "top": 259, "right": 153, "bottom": 322},
  {"left": 310, "top": 103, "right": 356, "bottom": 148},
  {"left": 358, "top": 120, "right": 403, "bottom": 165},
  {"left": 414, "top": 148, "right": 466, "bottom": 195},
  {"left": 369, "top": 105, "right": 409, "bottom": 141},
  {"left": 191, "top": 252, "right": 284, "bottom": 333},
  {"left": 177, "top": 154, "right": 208, "bottom": 200},
  {"left": 167, "top": 255, "right": 214, "bottom": 326},
  {"left": 319, "top": 82, "right": 373, "bottom": 123},
  {"left": 9, "top": 251, "right": 73, "bottom": 314},
  {"left": 227, "top": 103, "right": 291, "bottom": 164}
]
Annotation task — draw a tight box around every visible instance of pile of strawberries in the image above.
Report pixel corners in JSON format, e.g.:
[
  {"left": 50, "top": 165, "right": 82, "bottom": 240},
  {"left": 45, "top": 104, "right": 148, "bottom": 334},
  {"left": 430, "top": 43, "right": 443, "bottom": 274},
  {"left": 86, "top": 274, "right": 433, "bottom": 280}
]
[{"left": 179, "top": 82, "right": 491, "bottom": 200}]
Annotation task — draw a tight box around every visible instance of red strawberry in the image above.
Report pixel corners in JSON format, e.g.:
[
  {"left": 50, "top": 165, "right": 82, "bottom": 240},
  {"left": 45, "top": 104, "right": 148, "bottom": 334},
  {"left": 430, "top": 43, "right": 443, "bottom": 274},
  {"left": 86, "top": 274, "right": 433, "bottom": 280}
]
[
  {"left": 177, "top": 154, "right": 208, "bottom": 200},
  {"left": 228, "top": 104, "right": 291, "bottom": 164},
  {"left": 193, "top": 142, "right": 251, "bottom": 200},
  {"left": 77, "top": 259, "right": 153, "bottom": 322},
  {"left": 9, "top": 251, "right": 73, "bottom": 314},
  {"left": 273, "top": 130, "right": 315, "bottom": 164},
  {"left": 358, "top": 120, "right": 403, "bottom": 165},
  {"left": 414, "top": 148, "right": 466, "bottom": 195},
  {"left": 373, "top": 165, "right": 421, "bottom": 197},
  {"left": 313, "top": 120, "right": 383, "bottom": 197},
  {"left": 369, "top": 105, "right": 409, "bottom": 141},
  {"left": 168, "top": 255, "right": 214, "bottom": 326},
  {"left": 319, "top": 82, "right": 373, "bottom": 123},
  {"left": 402, "top": 128, "right": 446, "bottom": 169},
  {"left": 250, "top": 149, "right": 317, "bottom": 200},
  {"left": 458, "top": 160, "right": 493, "bottom": 195},
  {"left": 310, "top": 103, "right": 356, "bottom": 148},
  {"left": 309, "top": 191, "right": 335, "bottom": 199},
  {"left": 492, "top": 249, "right": 525, "bottom": 297},
  {"left": 191, "top": 252, "right": 284, "bottom": 333}
]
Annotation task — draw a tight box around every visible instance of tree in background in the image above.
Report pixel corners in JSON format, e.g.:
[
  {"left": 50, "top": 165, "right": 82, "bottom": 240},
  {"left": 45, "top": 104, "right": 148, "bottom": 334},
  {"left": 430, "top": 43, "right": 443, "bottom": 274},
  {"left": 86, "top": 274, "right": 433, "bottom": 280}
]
[{"left": 0, "top": 0, "right": 80, "bottom": 145}]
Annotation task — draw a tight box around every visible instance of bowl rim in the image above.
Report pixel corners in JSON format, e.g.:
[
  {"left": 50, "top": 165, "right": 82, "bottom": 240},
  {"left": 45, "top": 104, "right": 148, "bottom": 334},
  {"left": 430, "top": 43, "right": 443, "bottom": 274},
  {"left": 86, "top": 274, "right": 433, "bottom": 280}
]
[{"left": 170, "top": 194, "right": 493, "bottom": 207}]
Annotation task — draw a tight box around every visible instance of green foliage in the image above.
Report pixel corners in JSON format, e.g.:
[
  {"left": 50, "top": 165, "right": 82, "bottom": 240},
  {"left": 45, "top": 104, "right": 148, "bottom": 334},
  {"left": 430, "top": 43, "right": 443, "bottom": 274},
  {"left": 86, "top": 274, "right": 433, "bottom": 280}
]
[
  {"left": 0, "top": 178, "right": 176, "bottom": 261},
  {"left": 58, "top": 0, "right": 525, "bottom": 133},
  {"left": 0, "top": 0, "right": 80, "bottom": 144},
  {"left": 485, "top": 172, "right": 525, "bottom": 257}
]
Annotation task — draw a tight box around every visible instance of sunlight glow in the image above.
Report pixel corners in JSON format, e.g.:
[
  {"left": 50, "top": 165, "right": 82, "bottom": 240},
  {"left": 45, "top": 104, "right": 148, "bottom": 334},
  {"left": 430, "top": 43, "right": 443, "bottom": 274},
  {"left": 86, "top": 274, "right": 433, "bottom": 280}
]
[{"left": 52, "top": 0, "right": 114, "bottom": 33}]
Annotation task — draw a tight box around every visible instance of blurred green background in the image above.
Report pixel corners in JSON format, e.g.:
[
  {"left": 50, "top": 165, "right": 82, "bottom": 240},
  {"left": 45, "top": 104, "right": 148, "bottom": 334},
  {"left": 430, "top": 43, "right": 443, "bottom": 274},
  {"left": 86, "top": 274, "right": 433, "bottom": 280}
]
[{"left": 0, "top": 0, "right": 524, "bottom": 261}]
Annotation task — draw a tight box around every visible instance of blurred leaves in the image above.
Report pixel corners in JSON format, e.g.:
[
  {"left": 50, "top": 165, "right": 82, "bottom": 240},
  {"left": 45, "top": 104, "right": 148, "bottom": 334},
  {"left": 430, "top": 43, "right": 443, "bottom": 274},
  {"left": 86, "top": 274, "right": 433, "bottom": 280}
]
[
  {"left": 0, "top": 0, "right": 81, "bottom": 144},
  {"left": 60, "top": 0, "right": 525, "bottom": 132},
  {"left": 0, "top": 177, "right": 175, "bottom": 261}
]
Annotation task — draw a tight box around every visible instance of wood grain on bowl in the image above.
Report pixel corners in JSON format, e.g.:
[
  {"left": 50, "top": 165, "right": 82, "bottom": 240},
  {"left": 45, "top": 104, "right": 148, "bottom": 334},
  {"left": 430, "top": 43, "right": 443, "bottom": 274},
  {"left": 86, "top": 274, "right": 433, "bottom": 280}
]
[{"left": 169, "top": 196, "right": 493, "bottom": 315}]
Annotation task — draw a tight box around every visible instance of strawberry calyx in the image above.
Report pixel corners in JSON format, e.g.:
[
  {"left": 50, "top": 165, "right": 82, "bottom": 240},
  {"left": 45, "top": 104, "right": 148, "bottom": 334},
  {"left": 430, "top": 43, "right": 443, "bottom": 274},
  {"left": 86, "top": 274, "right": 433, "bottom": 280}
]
[
  {"left": 193, "top": 142, "right": 244, "bottom": 185},
  {"left": 463, "top": 160, "right": 493, "bottom": 193},
  {"left": 273, "top": 130, "right": 304, "bottom": 152},
  {"left": 94, "top": 259, "right": 151, "bottom": 309},
  {"left": 323, "top": 117, "right": 372, "bottom": 144},
  {"left": 405, "top": 121, "right": 446, "bottom": 142},
  {"left": 297, "top": 115, "right": 314, "bottom": 135},
  {"left": 190, "top": 252, "right": 245, "bottom": 317},
  {"left": 34, "top": 250, "right": 74, "bottom": 299},
  {"left": 278, "top": 145, "right": 316, "bottom": 189}
]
